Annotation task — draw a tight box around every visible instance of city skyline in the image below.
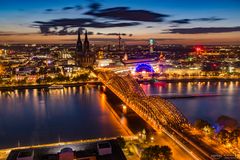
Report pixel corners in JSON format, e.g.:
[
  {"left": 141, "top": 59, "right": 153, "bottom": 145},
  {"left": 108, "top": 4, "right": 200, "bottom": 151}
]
[{"left": 1, "top": 0, "right": 240, "bottom": 44}]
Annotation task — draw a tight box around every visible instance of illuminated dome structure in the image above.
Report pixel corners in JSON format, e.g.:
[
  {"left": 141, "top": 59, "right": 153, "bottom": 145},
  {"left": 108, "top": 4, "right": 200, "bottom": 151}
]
[{"left": 135, "top": 63, "right": 154, "bottom": 73}]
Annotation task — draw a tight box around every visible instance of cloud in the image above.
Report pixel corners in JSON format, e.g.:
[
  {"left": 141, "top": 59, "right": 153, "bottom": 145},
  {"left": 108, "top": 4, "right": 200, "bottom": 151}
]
[
  {"left": 39, "top": 2, "right": 169, "bottom": 36},
  {"left": 88, "top": 2, "right": 101, "bottom": 11},
  {"left": 57, "top": 27, "right": 80, "bottom": 35},
  {"left": 146, "top": 26, "right": 153, "bottom": 28},
  {"left": 0, "top": 31, "right": 34, "bottom": 36},
  {"left": 85, "top": 5, "right": 169, "bottom": 22},
  {"left": 45, "top": 9, "right": 54, "bottom": 12},
  {"left": 37, "top": 26, "right": 91, "bottom": 36},
  {"left": 44, "top": 5, "right": 83, "bottom": 13},
  {"left": 171, "top": 17, "right": 225, "bottom": 24},
  {"left": 62, "top": 7, "right": 74, "bottom": 10},
  {"left": 171, "top": 19, "right": 190, "bottom": 24},
  {"left": 35, "top": 18, "right": 139, "bottom": 28},
  {"left": 96, "top": 32, "right": 133, "bottom": 36},
  {"left": 165, "top": 26, "right": 240, "bottom": 34},
  {"left": 34, "top": 18, "right": 140, "bottom": 35},
  {"left": 62, "top": 5, "right": 82, "bottom": 11}
]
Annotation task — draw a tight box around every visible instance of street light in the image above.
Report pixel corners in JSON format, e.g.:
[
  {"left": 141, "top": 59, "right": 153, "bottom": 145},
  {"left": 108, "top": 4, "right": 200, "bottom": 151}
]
[{"left": 150, "top": 136, "right": 154, "bottom": 142}]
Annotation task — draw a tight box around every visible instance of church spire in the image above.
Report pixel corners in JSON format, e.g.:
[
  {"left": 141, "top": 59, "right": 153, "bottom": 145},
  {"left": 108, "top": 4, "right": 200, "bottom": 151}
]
[
  {"left": 83, "top": 30, "right": 89, "bottom": 54},
  {"left": 76, "top": 28, "right": 83, "bottom": 54}
]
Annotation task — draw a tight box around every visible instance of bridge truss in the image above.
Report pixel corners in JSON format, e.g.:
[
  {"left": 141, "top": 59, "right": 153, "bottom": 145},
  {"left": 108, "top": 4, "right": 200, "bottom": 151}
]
[{"left": 98, "top": 71, "right": 189, "bottom": 131}]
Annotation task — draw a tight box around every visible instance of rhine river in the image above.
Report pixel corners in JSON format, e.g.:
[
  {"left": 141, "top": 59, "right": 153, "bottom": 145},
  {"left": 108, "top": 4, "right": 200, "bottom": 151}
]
[{"left": 0, "top": 81, "right": 239, "bottom": 149}]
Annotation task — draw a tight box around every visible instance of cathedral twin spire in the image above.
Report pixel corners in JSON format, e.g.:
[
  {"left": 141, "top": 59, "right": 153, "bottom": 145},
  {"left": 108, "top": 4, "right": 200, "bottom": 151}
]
[
  {"left": 76, "top": 29, "right": 83, "bottom": 53},
  {"left": 76, "top": 29, "right": 89, "bottom": 54}
]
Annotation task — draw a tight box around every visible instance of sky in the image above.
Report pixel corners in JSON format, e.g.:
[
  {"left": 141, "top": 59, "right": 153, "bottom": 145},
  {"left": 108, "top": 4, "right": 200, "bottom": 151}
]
[{"left": 0, "top": 0, "right": 240, "bottom": 45}]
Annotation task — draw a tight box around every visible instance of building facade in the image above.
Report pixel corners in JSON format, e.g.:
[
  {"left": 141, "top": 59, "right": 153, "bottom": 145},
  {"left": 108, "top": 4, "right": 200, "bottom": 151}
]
[{"left": 75, "top": 29, "right": 95, "bottom": 67}]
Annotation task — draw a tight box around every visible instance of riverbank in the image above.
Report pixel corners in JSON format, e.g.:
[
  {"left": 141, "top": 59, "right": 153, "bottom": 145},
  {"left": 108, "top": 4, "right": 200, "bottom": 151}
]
[
  {"left": 1, "top": 76, "right": 239, "bottom": 91},
  {"left": 0, "top": 81, "right": 101, "bottom": 91},
  {"left": 138, "top": 77, "right": 240, "bottom": 83}
]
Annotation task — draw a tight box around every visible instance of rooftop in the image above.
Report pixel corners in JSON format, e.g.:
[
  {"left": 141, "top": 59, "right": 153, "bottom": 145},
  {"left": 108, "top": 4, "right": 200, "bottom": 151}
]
[{"left": 7, "top": 140, "right": 126, "bottom": 160}]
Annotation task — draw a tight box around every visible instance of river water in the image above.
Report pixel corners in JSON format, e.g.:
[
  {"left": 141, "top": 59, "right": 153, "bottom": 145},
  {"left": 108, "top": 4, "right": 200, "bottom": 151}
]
[
  {"left": 141, "top": 81, "right": 240, "bottom": 124},
  {"left": 0, "top": 86, "right": 128, "bottom": 149},
  {"left": 0, "top": 81, "right": 239, "bottom": 149}
]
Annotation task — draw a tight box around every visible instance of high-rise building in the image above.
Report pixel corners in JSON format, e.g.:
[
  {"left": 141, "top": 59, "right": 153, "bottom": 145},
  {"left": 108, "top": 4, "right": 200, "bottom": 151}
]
[
  {"left": 149, "top": 39, "right": 154, "bottom": 53},
  {"left": 118, "top": 33, "right": 121, "bottom": 51}
]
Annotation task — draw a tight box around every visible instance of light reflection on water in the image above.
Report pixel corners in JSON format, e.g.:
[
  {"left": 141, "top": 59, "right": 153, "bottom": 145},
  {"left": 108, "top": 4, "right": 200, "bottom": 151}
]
[
  {"left": 0, "top": 86, "right": 128, "bottom": 149},
  {"left": 0, "top": 81, "right": 239, "bottom": 148},
  {"left": 141, "top": 81, "right": 240, "bottom": 124}
]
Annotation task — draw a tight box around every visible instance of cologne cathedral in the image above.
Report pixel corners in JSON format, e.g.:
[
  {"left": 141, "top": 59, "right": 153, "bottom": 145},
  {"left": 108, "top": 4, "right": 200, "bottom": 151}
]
[{"left": 75, "top": 29, "right": 95, "bottom": 67}]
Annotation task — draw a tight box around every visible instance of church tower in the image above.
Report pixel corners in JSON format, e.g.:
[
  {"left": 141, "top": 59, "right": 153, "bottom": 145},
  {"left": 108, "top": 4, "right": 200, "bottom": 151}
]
[
  {"left": 76, "top": 29, "right": 83, "bottom": 54},
  {"left": 83, "top": 30, "right": 90, "bottom": 54},
  {"left": 75, "top": 29, "right": 95, "bottom": 67}
]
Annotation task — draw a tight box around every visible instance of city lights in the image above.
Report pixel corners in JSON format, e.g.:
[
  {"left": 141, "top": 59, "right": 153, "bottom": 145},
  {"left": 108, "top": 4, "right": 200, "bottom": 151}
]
[{"left": 0, "top": 1, "right": 240, "bottom": 160}]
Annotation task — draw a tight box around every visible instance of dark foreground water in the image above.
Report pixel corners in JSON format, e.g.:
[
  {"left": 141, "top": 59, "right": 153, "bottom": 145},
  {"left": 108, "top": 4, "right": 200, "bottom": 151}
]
[{"left": 0, "top": 81, "right": 239, "bottom": 149}]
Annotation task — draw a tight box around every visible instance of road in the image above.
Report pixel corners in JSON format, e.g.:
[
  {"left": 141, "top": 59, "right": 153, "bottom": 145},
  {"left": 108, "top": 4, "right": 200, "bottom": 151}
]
[
  {"left": 153, "top": 132, "right": 197, "bottom": 160},
  {"left": 97, "top": 71, "right": 215, "bottom": 159}
]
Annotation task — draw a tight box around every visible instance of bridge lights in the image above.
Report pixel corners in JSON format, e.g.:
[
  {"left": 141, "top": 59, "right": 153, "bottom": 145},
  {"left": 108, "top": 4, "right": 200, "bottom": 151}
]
[
  {"left": 150, "top": 136, "right": 154, "bottom": 142},
  {"left": 131, "top": 70, "right": 136, "bottom": 75},
  {"left": 102, "top": 85, "right": 106, "bottom": 91},
  {"left": 122, "top": 104, "right": 127, "bottom": 114}
]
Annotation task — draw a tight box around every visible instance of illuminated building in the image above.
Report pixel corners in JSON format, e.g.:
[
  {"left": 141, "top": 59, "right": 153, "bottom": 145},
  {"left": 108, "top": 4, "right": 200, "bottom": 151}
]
[
  {"left": 97, "top": 50, "right": 104, "bottom": 59},
  {"left": 96, "top": 59, "right": 114, "bottom": 67},
  {"left": 118, "top": 33, "right": 121, "bottom": 51},
  {"left": 165, "top": 68, "right": 202, "bottom": 76},
  {"left": 149, "top": 39, "right": 154, "bottom": 53},
  {"left": 59, "top": 49, "right": 72, "bottom": 59},
  {"left": 123, "top": 53, "right": 128, "bottom": 61},
  {"left": 76, "top": 29, "right": 83, "bottom": 54},
  {"left": 75, "top": 29, "right": 95, "bottom": 67},
  {"left": 135, "top": 63, "right": 154, "bottom": 73}
]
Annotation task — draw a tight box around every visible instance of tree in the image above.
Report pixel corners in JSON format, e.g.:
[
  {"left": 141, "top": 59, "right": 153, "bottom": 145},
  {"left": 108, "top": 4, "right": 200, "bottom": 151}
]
[
  {"left": 141, "top": 145, "right": 162, "bottom": 160},
  {"left": 230, "top": 128, "right": 240, "bottom": 145},
  {"left": 38, "top": 67, "right": 47, "bottom": 74},
  {"left": 116, "top": 137, "right": 126, "bottom": 148},
  {"left": 86, "top": 66, "right": 94, "bottom": 71},
  {"left": 18, "top": 78, "right": 27, "bottom": 85},
  {"left": 72, "top": 73, "right": 89, "bottom": 82},
  {"left": 203, "top": 125, "right": 214, "bottom": 136},
  {"left": 45, "top": 76, "right": 53, "bottom": 83},
  {"left": 217, "top": 129, "right": 230, "bottom": 144},
  {"left": 216, "top": 115, "right": 238, "bottom": 132},
  {"left": 79, "top": 73, "right": 89, "bottom": 81},
  {"left": 159, "top": 146, "right": 172, "bottom": 160},
  {"left": 54, "top": 74, "right": 69, "bottom": 82},
  {"left": 141, "top": 145, "right": 172, "bottom": 160},
  {"left": 36, "top": 78, "right": 42, "bottom": 84},
  {"left": 194, "top": 119, "right": 211, "bottom": 130}
]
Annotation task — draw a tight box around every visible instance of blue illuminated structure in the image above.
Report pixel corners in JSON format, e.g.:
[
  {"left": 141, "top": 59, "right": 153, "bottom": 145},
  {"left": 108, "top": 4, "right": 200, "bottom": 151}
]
[{"left": 135, "top": 63, "right": 154, "bottom": 72}]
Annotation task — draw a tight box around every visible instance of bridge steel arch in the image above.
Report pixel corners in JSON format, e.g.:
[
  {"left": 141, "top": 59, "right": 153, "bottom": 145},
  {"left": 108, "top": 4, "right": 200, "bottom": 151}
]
[
  {"left": 98, "top": 71, "right": 216, "bottom": 160},
  {"left": 98, "top": 71, "right": 188, "bottom": 128}
]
